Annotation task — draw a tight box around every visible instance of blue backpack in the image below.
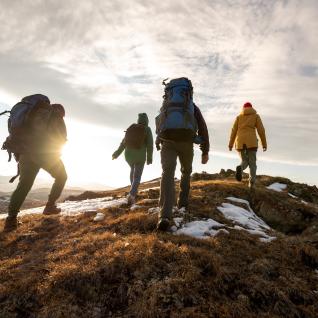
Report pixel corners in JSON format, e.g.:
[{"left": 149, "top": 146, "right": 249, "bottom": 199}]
[
  {"left": 2, "top": 94, "right": 51, "bottom": 162},
  {"left": 8, "top": 94, "right": 50, "bottom": 133},
  {"left": 155, "top": 77, "right": 198, "bottom": 135}
]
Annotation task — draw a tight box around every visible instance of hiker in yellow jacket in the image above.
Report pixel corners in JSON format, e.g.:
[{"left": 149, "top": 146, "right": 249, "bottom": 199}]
[{"left": 228, "top": 102, "right": 267, "bottom": 188}]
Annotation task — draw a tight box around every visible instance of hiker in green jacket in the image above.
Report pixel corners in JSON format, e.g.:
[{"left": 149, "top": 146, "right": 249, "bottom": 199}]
[{"left": 112, "top": 113, "right": 153, "bottom": 205}]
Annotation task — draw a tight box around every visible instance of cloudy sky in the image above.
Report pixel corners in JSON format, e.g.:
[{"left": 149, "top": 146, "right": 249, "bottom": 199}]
[{"left": 0, "top": 0, "right": 317, "bottom": 190}]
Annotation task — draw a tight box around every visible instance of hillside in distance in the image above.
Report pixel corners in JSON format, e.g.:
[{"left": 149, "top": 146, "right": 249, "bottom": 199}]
[
  {"left": 0, "top": 170, "right": 318, "bottom": 317},
  {"left": 0, "top": 187, "right": 86, "bottom": 214}
]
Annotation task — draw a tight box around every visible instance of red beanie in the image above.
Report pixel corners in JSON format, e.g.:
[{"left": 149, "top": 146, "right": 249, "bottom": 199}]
[{"left": 243, "top": 102, "right": 252, "bottom": 108}]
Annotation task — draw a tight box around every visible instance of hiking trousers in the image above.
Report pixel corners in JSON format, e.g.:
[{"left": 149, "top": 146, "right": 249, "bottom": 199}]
[
  {"left": 239, "top": 148, "right": 257, "bottom": 184},
  {"left": 129, "top": 163, "right": 144, "bottom": 197},
  {"left": 159, "top": 141, "right": 193, "bottom": 220},
  {"left": 8, "top": 154, "right": 67, "bottom": 218}
]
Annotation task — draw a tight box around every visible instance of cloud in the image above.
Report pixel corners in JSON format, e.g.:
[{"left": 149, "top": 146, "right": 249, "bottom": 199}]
[{"left": 0, "top": 0, "right": 317, "bottom": 170}]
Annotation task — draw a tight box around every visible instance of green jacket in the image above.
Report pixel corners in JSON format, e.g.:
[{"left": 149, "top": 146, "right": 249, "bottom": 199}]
[{"left": 113, "top": 113, "right": 153, "bottom": 165}]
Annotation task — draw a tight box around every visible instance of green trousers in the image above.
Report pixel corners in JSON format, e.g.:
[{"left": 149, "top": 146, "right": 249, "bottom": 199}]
[
  {"left": 239, "top": 148, "right": 257, "bottom": 184},
  {"left": 159, "top": 141, "right": 193, "bottom": 220},
  {"left": 8, "top": 154, "right": 67, "bottom": 217}
]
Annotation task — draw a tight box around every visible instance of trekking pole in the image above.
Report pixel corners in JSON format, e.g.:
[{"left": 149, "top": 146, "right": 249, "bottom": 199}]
[{"left": 0, "top": 110, "right": 10, "bottom": 116}]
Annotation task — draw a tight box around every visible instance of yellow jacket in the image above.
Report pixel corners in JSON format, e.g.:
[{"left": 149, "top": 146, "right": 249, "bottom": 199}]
[{"left": 229, "top": 107, "right": 267, "bottom": 150}]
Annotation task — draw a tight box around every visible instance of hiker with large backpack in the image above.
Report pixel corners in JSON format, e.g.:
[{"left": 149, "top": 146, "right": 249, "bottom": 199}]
[
  {"left": 155, "top": 77, "right": 210, "bottom": 231},
  {"left": 112, "top": 113, "right": 153, "bottom": 205},
  {"left": 2, "top": 94, "right": 68, "bottom": 232},
  {"left": 228, "top": 102, "right": 267, "bottom": 188}
]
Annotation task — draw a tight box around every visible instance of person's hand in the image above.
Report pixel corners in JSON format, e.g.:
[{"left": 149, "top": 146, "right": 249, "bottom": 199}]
[
  {"left": 229, "top": 146, "right": 233, "bottom": 151},
  {"left": 263, "top": 147, "right": 267, "bottom": 152},
  {"left": 147, "top": 159, "right": 152, "bottom": 165},
  {"left": 201, "top": 154, "right": 209, "bottom": 164},
  {"left": 156, "top": 143, "right": 161, "bottom": 151}
]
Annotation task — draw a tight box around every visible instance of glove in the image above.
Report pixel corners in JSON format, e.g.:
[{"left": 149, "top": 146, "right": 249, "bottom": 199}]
[
  {"left": 147, "top": 159, "right": 152, "bottom": 165},
  {"left": 201, "top": 154, "right": 209, "bottom": 164},
  {"left": 156, "top": 143, "right": 161, "bottom": 151},
  {"left": 263, "top": 147, "right": 267, "bottom": 152},
  {"left": 228, "top": 146, "right": 232, "bottom": 151}
]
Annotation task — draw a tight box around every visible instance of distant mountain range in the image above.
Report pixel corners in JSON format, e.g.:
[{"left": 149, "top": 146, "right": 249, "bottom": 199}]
[{"left": 0, "top": 175, "right": 112, "bottom": 193}]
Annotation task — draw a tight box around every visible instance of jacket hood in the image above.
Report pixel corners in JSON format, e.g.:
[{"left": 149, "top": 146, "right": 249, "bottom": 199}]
[
  {"left": 137, "top": 113, "right": 149, "bottom": 126},
  {"left": 241, "top": 107, "right": 257, "bottom": 115}
]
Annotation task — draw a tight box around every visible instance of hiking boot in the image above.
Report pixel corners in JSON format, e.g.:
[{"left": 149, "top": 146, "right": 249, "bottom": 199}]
[
  {"left": 43, "top": 204, "right": 61, "bottom": 215},
  {"left": 127, "top": 194, "right": 136, "bottom": 206},
  {"left": 177, "top": 201, "right": 188, "bottom": 211},
  {"left": 248, "top": 181, "right": 255, "bottom": 189},
  {"left": 156, "top": 218, "right": 170, "bottom": 232},
  {"left": 3, "top": 216, "right": 18, "bottom": 233},
  {"left": 235, "top": 165, "right": 242, "bottom": 181}
]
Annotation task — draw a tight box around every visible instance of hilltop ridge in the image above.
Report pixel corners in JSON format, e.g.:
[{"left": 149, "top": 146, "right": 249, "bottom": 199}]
[{"left": 0, "top": 170, "right": 318, "bottom": 317}]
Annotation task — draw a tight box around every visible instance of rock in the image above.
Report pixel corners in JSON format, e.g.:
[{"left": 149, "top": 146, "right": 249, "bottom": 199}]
[{"left": 148, "top": 188, "right": 159, "bottom": 199}]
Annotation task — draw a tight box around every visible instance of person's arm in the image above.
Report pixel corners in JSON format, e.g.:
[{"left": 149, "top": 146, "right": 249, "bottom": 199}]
[
  {"left": 228, "top": 117, "right": 239, "bottom": 150},
  {"left": 194, "top": 105, "right": 210, "bottom": 155},
  {"left": 256, "top": 115, "right": 267, "bottom": 150},
  {"left": 146, "top": 127, "right": 153, "bottom": 164},
  {"left": 112, "top": 139, "right": 125, "bottom": 159}
]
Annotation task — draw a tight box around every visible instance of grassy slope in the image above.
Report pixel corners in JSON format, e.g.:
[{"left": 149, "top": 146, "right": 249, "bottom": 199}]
[{"left": 0, "top": 178, "right": 318, "bottom": 318}]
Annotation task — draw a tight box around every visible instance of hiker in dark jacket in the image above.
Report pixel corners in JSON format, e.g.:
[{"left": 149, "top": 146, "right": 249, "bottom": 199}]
[
  {"left": 3, "top": 102, "right": 68, "bottom": 233},
  {"left": 112, "top": 113, "right": 153, "bottom": 205},
  {"left": 156, "top": 103, "right": 210, "bottom": 231}
]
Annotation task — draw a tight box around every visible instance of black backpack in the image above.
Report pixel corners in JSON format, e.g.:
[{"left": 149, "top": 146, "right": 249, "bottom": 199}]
[{"left": 125, "top": 124, "right": 146, "bottom": 149}]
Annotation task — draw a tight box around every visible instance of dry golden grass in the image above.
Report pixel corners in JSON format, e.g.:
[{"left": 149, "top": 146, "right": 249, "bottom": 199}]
[{"left": 0, "top": 177, "right": 318, "bottom": 317}]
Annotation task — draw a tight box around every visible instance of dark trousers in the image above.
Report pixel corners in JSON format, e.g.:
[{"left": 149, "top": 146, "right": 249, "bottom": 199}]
[
  {"left": 159, "top": 141, "right": 193, "bottom": 220},
  {"left": 8, "top": 154, "right": 67, "bottom": 217},
  {"left": 129, "top": 163, "right": 144, "bottom": 197},
  {"left": 239, "top": 149, "right": 257, "bottom": 184}
]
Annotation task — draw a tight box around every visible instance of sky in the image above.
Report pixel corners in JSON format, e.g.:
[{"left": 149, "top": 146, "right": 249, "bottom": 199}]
[{"left": 0, "top": 0, "right": 317, "bottom": 190}]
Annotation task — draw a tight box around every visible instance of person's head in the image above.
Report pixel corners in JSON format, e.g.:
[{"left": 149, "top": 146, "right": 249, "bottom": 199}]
[
  {"left": 51, "top": 104, "right": 65, "bottom": 117},
  {"left": 243, "top": 102, "right": 252, "bottom": 109},
  {"left": 137, "top": 113, "right": 148, "bottom": 126}
]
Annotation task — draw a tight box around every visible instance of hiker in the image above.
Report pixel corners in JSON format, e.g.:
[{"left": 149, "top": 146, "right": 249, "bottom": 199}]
[
  {"left": 228, "top": 102, "right": 267, "bottom": 188},
  {"left": 2, "top": 95, "right": 68, "bottom": 233},
  {"left": 155, "top": 77, "right": 210, "bottom": 231},
  {"left": 112, "top": 113, "right": 153, "bottom": 205}
]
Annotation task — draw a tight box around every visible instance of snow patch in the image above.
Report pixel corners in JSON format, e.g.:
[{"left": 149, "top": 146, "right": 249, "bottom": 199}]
[
  {"left": 267, "top": 183, "right": 287, "bottom": 192},
  {"left": 173, "top": 217, "right": 184, "bottom": 228},
  {"left": 148, "top": 207, "right": 160, "bottom": 214},
  {"left": 178, "top": 207, "right": 186, "bottom": 214},
  {"left": 0, "top": 196, "right": 126, "bottom": 220},
  {"left": 93, "top": 212, "right": 105, "bottom": 222},
  {"left": 226, "top": 197, "right": 250, "bottom": 206},
  {"left": 130, "top": 204, "right": 142, "bottom": 211},
  {"left": 288, "top": 193, "right": 298, "bottom": 199},
  {"left": 175, "top": 219, "right": 225, "bottom": 239},
  {"left": 217, "top": 200, "right": 275, "bottom": 242}
]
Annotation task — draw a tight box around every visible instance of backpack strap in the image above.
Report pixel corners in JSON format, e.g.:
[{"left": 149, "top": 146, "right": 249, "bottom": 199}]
[
  {"left": 9, "top": 163, "right": 20, "bottom": 183},
  {"left": 0, "top": 110, "right": 10, "bottom": 116}
]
